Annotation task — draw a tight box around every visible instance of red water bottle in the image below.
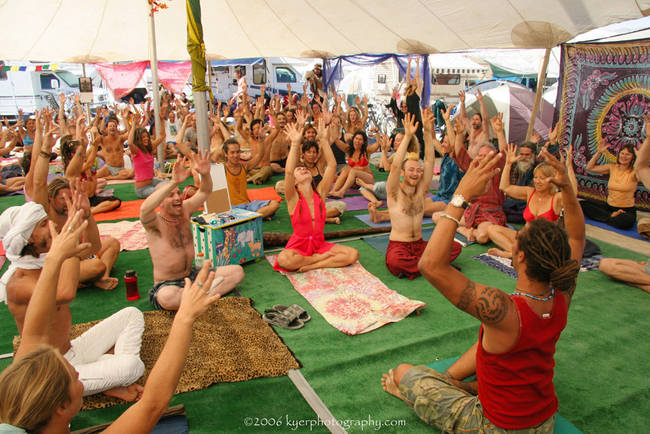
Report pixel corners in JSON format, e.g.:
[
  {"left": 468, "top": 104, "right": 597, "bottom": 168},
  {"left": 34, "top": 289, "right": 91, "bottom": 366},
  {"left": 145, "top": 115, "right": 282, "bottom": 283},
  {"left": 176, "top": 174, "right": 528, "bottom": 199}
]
[{"left": 124, "top": 270, "right": 139, "bottom": 301}]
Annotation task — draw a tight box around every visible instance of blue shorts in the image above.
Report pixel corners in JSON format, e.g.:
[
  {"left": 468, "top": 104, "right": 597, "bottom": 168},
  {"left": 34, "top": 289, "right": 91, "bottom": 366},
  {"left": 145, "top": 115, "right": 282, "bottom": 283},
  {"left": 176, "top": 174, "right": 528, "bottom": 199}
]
[
  {"left": 232, "top": 199, "right": 270, "bottom": 213},
  {"left": 431, "top": 194, "right": 450, "bottom": 204}
]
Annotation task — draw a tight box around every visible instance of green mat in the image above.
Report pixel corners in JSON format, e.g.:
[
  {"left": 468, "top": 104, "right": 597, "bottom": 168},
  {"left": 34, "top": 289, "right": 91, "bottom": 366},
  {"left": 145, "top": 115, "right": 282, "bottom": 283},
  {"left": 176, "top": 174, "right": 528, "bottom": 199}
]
[{"left": 426, "top": 357, "right": 582, "bottom": 433}]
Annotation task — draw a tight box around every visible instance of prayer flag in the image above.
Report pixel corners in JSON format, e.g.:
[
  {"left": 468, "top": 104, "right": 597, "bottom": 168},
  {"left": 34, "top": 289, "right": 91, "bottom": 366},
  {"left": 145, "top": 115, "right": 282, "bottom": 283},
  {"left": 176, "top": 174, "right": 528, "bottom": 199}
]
[
  {"left": 158, "top": 61, "right": 192, "bottom": 95},
  {"left": 35, "top": 65, "right": 42, "bottom": 71},
  {"left": 186, "top": 0, "right": 209, "bottom": 93},
  {"left": 95, "top": 61, "right": 149, "bottom": 99}
]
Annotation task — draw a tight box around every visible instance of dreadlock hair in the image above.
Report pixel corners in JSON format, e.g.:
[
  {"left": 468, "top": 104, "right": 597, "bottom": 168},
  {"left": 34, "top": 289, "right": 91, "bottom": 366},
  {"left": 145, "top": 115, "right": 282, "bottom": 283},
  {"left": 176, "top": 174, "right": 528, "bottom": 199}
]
[
  {"left": 517, "top": 219, "right": 580, "bottom": 291},
  {"left": 47, "top": 177, "right": 70, "bottom": 201}
]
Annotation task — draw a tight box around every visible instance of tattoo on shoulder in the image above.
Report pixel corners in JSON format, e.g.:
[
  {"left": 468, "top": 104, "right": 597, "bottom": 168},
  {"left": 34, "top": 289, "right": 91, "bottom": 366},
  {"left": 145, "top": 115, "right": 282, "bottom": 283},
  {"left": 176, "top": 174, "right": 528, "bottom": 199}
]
[
  {"left": 456, "top": 280, "right": 476, "bottom": 311},
  {"left": 475, "top": 287, "right": 508, "bottom": 324}
]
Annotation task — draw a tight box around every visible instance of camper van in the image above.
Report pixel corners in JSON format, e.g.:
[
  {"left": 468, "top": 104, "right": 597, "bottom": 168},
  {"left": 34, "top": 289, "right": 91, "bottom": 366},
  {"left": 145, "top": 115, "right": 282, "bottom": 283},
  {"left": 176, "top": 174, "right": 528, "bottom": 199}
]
[
  {"left": 0, "top": 62, "right": 112, "bottom": 119},
  {"left": 209, "top": 57, "right": 311, "bottom": 101}
]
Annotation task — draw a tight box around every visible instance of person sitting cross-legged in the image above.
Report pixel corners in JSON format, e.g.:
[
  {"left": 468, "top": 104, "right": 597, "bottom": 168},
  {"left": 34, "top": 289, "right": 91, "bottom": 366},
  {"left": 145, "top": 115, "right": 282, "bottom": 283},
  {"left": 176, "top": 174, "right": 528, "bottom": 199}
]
[
  {"left": 381, "top": 149, "right": 585, "bottom": 432},
  {"left": 274, "top": 119, "right": 358, "bottom": 273}
]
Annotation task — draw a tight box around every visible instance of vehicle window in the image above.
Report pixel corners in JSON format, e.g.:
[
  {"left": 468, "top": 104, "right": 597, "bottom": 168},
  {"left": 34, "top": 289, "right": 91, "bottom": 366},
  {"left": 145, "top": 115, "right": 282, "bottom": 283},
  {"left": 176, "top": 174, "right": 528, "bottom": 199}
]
[
  {"left": 40, "top": 74, "right": 60, "bottom": 89},
  {"left": 432, "top": 74, "right": 461, "bottom": 85},
  {"left": 275, "top": 67, "right": 296, "bottom": 83},
  {"left": 56, "top": 70, "right": 79, "bottom": 87},
  {"left": 253, "top": 62, "right": 266, "bottom": 85}
]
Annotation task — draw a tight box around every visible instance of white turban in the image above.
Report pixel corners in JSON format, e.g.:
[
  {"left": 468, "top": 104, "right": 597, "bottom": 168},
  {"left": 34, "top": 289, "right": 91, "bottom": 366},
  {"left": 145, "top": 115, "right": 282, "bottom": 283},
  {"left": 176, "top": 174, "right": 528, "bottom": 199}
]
[{"left": 0, "top": 202, "right": 48, "bottom": 303}]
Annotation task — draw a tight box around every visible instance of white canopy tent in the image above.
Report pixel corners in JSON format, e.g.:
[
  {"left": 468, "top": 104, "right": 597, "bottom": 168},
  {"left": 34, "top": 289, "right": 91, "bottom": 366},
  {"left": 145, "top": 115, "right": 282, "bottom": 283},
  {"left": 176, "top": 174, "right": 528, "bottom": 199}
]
[{"left": 1, "top": 0, "right": 649, "bottom": 62}]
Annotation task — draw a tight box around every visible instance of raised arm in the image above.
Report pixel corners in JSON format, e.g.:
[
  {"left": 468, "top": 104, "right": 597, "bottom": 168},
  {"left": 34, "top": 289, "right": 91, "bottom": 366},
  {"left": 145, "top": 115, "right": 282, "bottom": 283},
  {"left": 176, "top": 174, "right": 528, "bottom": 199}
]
[
  {"left": 585, "top": 140, "right": 611, "bottom": 174},
  {"left": 418, "top": 108, "right": 436, "bottom": 195},
  {"left": 317, "top": 117, "right": 337, "bottom": 197},
  {"left": 183, "top": 151, "right": 213, "bottom": 214},
  {"left": 30, "top": 123, "right": 58, "bottom": 211},
  {"left": 14, "top": 211, "right": 90, "bottom": 360},
  {"left": 442, "top": 104, "right": 455, "bottom": 151},
  {"left": 634, "top": 113, "right": 650, "bottom": 189},
  {"left": 453, "top": 117, "right": 466, "bottom": 160},
  {"left": 360, "top": 95, "right": 369, "bottom": 128},
  {"left": 499, "top": 143, "right": 530, "bottom": 200},
  {"left": 477, "top": 89, "right": 490, "bottom": 140},
  {"left": 57, "top": 93, "right": 69, "bottom": 137},
  {"left": 283, "top": 122, "right": 303, "bottom": 209},
  {"left": 387, "top": 113, "right": 418, "bottom": 193},
  {"left": 106, "top": 263, "right": 221, "bottom": 434},
  {"left": 458, "top": 90, "right": 470, "bottom": 130},
  {"left": 490, "top": 112, "right": 507, "bottom": 152}
]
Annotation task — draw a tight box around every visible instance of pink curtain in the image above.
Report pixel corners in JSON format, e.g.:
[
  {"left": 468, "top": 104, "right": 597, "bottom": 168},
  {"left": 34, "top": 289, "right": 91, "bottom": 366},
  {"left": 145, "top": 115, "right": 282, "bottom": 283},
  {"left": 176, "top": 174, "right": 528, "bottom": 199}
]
[
  {"left": 95, "top": 61, "right": 148, "bottom": 99},
  {"left": 158, "top": 61, "right": 192, "bottom": 95}
]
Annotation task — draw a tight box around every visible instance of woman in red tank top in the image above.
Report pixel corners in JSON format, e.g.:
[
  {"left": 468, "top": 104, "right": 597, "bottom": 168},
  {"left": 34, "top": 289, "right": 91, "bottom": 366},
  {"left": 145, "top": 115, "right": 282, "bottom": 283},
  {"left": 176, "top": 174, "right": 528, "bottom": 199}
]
[
  {"left": 487, "top": 144, "right": 576, "bottom": 259},
  {"left": 328, "top": 130, "right": 379, "bottom": 198},
  {"left": 274, "top": 116, "right": 358, "bottom": 272}
]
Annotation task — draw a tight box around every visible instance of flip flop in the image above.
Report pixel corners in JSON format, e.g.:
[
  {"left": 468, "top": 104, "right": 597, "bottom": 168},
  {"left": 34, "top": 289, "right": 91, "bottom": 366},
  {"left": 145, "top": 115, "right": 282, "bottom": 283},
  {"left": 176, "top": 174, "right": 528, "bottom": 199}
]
[
  {"left": 272, "top": 304, "right": 311, "bottom": 323},
  {"left": 262, "top": 310, "right": 304, "bottom": 330}
]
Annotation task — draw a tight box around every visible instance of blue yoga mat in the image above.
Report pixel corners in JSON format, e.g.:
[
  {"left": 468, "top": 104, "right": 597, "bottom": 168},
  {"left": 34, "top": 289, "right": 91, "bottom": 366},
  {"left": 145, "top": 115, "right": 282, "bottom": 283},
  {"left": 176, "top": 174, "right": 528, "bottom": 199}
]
[
  {"left": 426, "top": 358, "right": 582, "bottom": 434},
  {"left": 363, "top": 227, "right": 473, "bottom": 255},
  {"left": 584, "top": 217, "right": 647, "bottom": 242}
]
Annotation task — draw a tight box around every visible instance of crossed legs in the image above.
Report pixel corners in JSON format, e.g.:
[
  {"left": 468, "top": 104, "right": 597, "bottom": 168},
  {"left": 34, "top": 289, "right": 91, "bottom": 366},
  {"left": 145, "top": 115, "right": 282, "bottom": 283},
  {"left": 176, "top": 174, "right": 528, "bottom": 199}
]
[
  {"left": 276, "top": 244, "right": 359, "bottom": 272},
  {"left": 599, "top": 258, "right": 650, "bottom": 293}
]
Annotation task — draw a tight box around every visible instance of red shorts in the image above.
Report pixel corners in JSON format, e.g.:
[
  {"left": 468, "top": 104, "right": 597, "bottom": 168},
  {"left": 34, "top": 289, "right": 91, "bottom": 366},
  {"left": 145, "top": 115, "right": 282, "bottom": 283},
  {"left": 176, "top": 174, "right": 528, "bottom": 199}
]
[
  {"left": 386, "top": 239, "right": 462, "bottom": 280},
  {"left": 464, "top": 203, "right": 507, "bottom": 228}
]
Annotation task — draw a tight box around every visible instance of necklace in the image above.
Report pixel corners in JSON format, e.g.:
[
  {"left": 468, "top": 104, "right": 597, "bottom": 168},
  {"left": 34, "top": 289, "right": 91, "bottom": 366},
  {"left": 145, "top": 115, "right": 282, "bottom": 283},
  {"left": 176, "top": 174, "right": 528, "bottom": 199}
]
[
  {"left": 512, "top": 287, "right": 555, "bottom": 301},
  {"left": 158, "top": 212, "right": 180, "bottom": 224}
]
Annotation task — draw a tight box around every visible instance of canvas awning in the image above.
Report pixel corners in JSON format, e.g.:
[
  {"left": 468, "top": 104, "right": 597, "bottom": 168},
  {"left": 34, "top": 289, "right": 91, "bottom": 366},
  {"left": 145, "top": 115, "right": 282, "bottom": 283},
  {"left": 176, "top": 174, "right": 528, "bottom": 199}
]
[{"left": 0, "top": 0, "right": 649, "bottom": 62}]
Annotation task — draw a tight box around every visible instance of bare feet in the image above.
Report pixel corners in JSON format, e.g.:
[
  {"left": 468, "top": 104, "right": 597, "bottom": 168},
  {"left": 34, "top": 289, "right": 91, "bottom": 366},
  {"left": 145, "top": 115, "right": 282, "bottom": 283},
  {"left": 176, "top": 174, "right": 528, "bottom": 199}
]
[
  {"left": 325, "top": 217, "right": 341, "bottom": 224},
  {"left": 381, "top": 369, "right": 406, "bottom": 401},
  {"left": 487, "top": 248, "right": 512, "bottom": 259},
  {"left": 328, "top": 191, "right": 343, "bottom": 199},
  {"left": 103, "top": 383, "right": 144, "bottom": 402},
  {"left": 610, "top": 209, "right": 625, "bottom": 218},
  {"left": 95, "top": 276, "right": 118, "bottom": 290},
  {"left": 368, "top": 203, "right": 379, "bottom": 223},
  {"left": 457, "top": 226, "right": 475, "bottom": 242}
]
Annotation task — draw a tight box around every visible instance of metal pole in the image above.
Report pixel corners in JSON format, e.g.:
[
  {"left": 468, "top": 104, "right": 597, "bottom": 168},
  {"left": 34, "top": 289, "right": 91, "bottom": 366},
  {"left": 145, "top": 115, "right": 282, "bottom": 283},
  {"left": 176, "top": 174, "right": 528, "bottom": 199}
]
[
  {"left": 148, "top": 5, "right": 163, "bottom": 165},
  {"left": 206, "top": 57, "right": 214, "bottom": 112},
  {"left": 526, "top": 48, "right": 551, "bottom": 141},
  {"left": 81, "top": 63, "right": 90, "bottom": 121},
  {"left": 195, "top": 91, "right": 210, "bottom": 154}
]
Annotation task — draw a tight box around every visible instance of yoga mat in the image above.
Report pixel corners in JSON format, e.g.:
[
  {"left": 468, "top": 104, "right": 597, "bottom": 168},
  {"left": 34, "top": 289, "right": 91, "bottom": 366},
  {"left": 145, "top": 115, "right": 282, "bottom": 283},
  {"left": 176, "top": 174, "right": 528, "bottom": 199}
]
[
  {"left": 106, "top": 179, "right": 135, "bottom": 185},
  {"left": 327, "top": 195, "right": 381, "bottom": 211},
  {"left": 73, "top": 298, "right": 300, "bottom": 410},
  {"left": 585, "top": 217, "right": 646, "bottom": 242},
  {"left": 426, "top": 358, "right": 582, "bottom": 433},
  {"left": 353, "top": 213, "right": 437, "bottom": 230},
  {"left": 247, "top": 186, "right": 283, "bottom": 203},
  {"left": 266, "top": 256, "right": 425, "bottom": 335},
  {"left": 471, "top": 253, "right": 604, "bottom": 279},
  {"left": 93, "top": 199, "right": 145, "bottom": 222},
  {"left": 72, "top": 404, "right": 188, "bottom": 434},
  {"left": 362, "top": 227, "right": 472, "bottom": 256},
  {"left": 98, "top": 220, "right": 148, "bottom": 251}
]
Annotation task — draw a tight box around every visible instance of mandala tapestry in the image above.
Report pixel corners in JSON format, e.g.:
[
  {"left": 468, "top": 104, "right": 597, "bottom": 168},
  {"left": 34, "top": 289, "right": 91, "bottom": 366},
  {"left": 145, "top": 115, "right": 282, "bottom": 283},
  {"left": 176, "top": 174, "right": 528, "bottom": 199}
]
[{"left": 555, "top": 40, "right": 650, "bottom": 211}]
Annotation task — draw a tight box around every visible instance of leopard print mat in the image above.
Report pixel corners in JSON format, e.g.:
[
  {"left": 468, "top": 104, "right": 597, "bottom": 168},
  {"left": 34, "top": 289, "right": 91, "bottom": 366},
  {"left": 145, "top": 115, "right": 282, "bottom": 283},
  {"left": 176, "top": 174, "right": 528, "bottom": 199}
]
[{"left": 28, "top": 297, "right": 300, "bottom": 411}]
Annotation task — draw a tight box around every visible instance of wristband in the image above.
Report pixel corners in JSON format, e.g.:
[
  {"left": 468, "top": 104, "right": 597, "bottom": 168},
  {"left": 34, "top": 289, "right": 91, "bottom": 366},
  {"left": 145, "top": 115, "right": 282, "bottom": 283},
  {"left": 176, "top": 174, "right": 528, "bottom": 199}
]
[
  {"left": 39, "top": 150, "right": 51, "bottom": 159},
  {"left": 440, "top": 213, "right": 460, "bottom": 226}
]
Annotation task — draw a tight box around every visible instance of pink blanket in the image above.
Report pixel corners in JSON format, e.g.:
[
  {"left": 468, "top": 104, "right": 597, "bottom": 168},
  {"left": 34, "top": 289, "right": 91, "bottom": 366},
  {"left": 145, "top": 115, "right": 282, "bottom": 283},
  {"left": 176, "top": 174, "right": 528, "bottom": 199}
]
[
  {"left": 266, "top": 256, "right": 425, "bottom": 335},
  {"left": 98, "top": 220, "right": 148, "bottom": 251}
]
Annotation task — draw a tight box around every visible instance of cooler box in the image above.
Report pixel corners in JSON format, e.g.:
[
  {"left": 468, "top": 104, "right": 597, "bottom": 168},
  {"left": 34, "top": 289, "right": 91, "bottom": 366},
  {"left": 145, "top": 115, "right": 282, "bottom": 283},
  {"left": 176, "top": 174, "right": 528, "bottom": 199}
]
[{"left": 191, "top": 208, "right": 264, "bottom": 266}]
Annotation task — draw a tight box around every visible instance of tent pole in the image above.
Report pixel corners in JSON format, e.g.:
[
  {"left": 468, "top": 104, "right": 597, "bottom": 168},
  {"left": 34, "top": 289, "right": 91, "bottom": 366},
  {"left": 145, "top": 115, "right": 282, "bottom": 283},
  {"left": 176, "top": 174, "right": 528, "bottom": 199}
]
[
  {"left": 81, "top": 63, "right": 90, "bottom": 120},
  {"left": 206, "top": 57, "right": 213, "bottom": 112},
  {"left": 195, "top": 91, "right": 210, "bottom": 154},
  {"left": 148, "top": 5, "right": 163, "bottom": 166},
  {"left": 526, "top": 47, "right": 551, "bottom": 141}
]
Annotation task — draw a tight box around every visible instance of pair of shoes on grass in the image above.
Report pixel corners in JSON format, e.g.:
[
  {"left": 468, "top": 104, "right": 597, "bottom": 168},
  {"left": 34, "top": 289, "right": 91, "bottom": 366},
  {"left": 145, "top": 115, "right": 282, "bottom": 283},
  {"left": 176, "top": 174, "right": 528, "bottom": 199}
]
[{"left": 262, "top": 304, "right": 311, "bottom": 330}]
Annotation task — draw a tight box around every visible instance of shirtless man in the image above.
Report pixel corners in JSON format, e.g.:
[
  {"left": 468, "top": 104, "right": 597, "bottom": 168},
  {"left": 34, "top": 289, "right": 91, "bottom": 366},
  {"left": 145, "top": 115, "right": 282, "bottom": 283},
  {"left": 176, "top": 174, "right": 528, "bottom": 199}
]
[
  {"left": 28, "top": 120, "right": 121, "bottom": 290},
  {"left": 141, "top": 152, "right": 244, "bottom": 311},
  {"left": 458, "top": 89, "right": 490, "bottom": 159},
  {"left": 0, "top": 201, "right": 146, "bottom": 401},
  {"left": 268, "top": 110, "right": 291, "bottom": 174},
  {"left": 95, "top": 117, "right": 134, "bottom": 180},
  {"left": 383, "top": 111, "right": 461, "bottom": 279}
]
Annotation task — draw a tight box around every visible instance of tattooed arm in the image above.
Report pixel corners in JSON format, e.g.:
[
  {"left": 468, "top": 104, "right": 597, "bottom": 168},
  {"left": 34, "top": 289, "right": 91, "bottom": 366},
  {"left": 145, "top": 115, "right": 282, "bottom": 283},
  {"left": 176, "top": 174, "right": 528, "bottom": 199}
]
[{"left": 418, "top": 151, "right": 520, "bottom": 353}]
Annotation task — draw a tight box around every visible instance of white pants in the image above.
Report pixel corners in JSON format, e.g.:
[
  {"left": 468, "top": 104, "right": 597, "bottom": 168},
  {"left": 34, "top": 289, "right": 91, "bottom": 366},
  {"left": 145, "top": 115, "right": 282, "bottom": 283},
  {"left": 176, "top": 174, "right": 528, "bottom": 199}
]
[{"left": 64, "top": 307, "right": 145, "bottom": 396}]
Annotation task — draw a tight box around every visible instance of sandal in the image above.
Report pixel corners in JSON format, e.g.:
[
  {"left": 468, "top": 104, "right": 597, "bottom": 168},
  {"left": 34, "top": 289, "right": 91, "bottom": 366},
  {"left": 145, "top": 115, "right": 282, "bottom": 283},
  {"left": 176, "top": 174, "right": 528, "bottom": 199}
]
[
  {"left": 262, "top": 310, "right": 304, "bottom": 330},
  {"left": 272, "top": 304, "right": 311, "bottom": 323}
]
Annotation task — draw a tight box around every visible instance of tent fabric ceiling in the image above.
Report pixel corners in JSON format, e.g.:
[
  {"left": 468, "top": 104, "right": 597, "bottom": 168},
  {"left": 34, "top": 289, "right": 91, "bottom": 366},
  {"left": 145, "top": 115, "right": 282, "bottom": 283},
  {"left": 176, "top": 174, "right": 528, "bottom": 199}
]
[{"left": 1, "top": 0, "right": 649, "bottom": 62}]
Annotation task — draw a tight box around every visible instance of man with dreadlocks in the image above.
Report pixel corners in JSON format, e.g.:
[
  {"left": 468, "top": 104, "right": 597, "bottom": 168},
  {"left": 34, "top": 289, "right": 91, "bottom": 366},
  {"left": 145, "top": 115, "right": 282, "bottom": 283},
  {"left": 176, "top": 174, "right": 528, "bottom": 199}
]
[{"left": 381, "top": 149, "right": 585, "bottom": 432}]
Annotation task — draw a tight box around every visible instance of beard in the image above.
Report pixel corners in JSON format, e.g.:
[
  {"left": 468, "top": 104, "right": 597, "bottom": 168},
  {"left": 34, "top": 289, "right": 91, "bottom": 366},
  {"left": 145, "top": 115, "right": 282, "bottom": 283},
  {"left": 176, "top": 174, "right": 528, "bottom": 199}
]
[{"left": 516, "top": 159, "right": 535, "bottom": 176}]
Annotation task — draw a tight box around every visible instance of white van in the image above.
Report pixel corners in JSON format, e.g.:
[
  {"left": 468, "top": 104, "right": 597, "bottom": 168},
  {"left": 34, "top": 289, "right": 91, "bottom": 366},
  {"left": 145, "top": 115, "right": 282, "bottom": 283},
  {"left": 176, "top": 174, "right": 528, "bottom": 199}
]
[
  {"left": 0, "top": 62, "right": 111, "bottom": 119},
  {"left": 209, "top": 57, "right": 310, "bottom": 101}
]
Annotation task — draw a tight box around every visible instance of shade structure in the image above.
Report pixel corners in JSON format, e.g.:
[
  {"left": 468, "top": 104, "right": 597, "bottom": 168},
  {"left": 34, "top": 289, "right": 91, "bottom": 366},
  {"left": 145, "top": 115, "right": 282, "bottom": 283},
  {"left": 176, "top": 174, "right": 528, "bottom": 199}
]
[
  {"left": 0, "top": 0, "right": 649, "bottom": 62},
  {"left": 463, "top": 82, "right": 555, "bottom": 144}
]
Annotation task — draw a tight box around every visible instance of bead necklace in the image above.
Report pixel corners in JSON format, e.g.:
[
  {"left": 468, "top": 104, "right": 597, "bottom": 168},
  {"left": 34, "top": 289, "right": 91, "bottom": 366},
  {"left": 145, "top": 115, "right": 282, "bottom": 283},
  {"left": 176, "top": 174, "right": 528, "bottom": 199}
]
[
  {"left": 158, "top": 212, "right": 180, "bottom": 224},
  {"left": 511, "top": 287, "right": 555, "bottom": 301}
]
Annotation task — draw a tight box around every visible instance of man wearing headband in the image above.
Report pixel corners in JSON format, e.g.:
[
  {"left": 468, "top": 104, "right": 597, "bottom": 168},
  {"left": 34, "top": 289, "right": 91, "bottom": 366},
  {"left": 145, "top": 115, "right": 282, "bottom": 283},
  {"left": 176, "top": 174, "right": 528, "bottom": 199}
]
[
  {"left": 0, "top": 202, "right": 146, "bottom": 401},
  {"left": 383, "top": 111, "right": 461, "bottom": 280}
]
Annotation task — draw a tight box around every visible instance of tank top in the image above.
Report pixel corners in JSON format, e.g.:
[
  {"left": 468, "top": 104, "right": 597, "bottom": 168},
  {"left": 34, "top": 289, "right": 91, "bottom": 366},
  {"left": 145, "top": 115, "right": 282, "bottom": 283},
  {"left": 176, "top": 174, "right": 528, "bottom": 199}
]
[
  {"left": 131, "top": 149, "right": 154, "bottom": 182},
  {"left": 607, "top": 165, "right": 637, "bottom": 208},
  {"left": 476, "top": 292, "right": 567, "bottom": 429},
  {"left": 522, "top": 190, "right": 560, "bottom": 223},
  {"left": 225, "top": 165, "right": 250, "bottom": 205}
]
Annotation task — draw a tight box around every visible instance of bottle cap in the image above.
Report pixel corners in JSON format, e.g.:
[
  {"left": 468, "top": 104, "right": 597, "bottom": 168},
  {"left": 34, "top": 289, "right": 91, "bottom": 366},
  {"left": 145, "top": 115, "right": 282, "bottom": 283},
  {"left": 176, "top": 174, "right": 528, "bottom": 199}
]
[
  {"left": 198, "top": 252, "right": 205, "bottom": 257},
  {"left": 125, "top": 270, "right": 137, "bottom": 277}
]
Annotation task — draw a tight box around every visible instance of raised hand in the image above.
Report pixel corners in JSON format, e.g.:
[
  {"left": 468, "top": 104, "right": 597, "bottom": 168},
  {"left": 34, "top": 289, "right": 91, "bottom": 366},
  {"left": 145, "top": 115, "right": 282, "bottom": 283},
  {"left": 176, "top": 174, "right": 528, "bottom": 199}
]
[
  {"left": 48, "top": 210, "right": 91, "bottom": 261},
  {"left": 285, "top": 122, "right": 303, "bottom": 144},
  {"left": 490, "top": 112, "right": 504, "bottom": 135},
  {"left": 362, "top": 95, "right": 368, "bottom": 105},
  {"left": 71, "top": 178, "right": 91, "bottom": 219},
  {"left": 549, "top": 121, "right": 560, "bottom": 144},
  {"left": 645, "top": 112, "right": 650, "bottom": 137},
  {"left": 177, "top": 261, "right": 221, "bottom": 321},
  {"left": 422, "top": 107, "right": 435, "bottom": 133},
  {"left": 316, "top": 119, "right": 329, "bottom": 141},
  {"left": 458, "top": 90, "right": 465, "bottom": 104},
  {"left": 505, "top": 143, "right": 520, "bottom": 165},
  {"left": 530, "top": 130, "right": 542, "bottom": 144},
  {"left": 477, "top": 89, "right": 484, "bottom": 102},
  {"left": 596, "top": 139, "right": 607, "bottom": 154},
  {"left": 190, "top": 150, "right": 211, "bottom": 176},
  {"left": 172, "top": 154, "right": 191, "bottom": 185},
  {"left": 58, "top": 93, "right": 66, "bottom": 105},
  {"left": 295, "top": 110, "right": 308, "bottom": 127},
  {"left": 541, "top": 150, "right": 571, "bottom": 190},
  {"left": 456, "top": 151, "right": 502, "bottom": 201},
  {"left": 354, "top": 96, "right": 361, "bottom": 107},
  {"left": 441, "top": 104, "right": 455, "bottom": 121},
  {"left": 403, "top": 112, "right": 419, "bottom": 137}
]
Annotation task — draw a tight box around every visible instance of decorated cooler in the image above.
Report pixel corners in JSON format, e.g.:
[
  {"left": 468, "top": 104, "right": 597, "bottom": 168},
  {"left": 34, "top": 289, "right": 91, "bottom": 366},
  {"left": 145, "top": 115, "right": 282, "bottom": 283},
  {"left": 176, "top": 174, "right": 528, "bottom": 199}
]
[{"left": 191, "top": 208, "right": 264, "bottom": 266}]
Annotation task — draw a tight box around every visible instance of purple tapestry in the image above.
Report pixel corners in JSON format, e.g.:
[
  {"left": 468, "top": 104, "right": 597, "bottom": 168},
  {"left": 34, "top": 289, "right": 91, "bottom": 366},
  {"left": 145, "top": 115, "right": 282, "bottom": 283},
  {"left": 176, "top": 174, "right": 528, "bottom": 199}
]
[{"left": 555, "top": 40, "right": 650, "bottom": 211}]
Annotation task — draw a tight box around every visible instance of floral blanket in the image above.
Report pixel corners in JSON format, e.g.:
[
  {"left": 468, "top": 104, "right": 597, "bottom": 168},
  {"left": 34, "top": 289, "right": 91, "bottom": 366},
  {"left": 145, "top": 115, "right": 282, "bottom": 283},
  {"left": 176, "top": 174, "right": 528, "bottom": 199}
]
[
  {"left": 266, "top": 256, "right": 425, "bottom": 335},
  {"left": 98, "top": 220, "right": 148, "bottom": 251}
]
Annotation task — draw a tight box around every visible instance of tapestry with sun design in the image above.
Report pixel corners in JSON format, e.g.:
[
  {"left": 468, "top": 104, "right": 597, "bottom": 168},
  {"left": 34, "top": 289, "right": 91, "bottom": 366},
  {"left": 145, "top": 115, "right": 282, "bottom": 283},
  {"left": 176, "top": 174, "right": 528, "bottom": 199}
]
[{"left": 555, "top": 40, "right": 650, "bottom": 211}]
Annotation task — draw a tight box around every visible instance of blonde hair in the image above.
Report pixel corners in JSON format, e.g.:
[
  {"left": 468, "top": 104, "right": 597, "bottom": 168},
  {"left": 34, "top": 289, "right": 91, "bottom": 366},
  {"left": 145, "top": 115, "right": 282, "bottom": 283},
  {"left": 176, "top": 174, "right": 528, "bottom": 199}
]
[
  {"left": 0, "top": 345, "right": 72, "bottom": 432},
  {"left": 533, "top": 163, "right": 559, "bottom": 193}
]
